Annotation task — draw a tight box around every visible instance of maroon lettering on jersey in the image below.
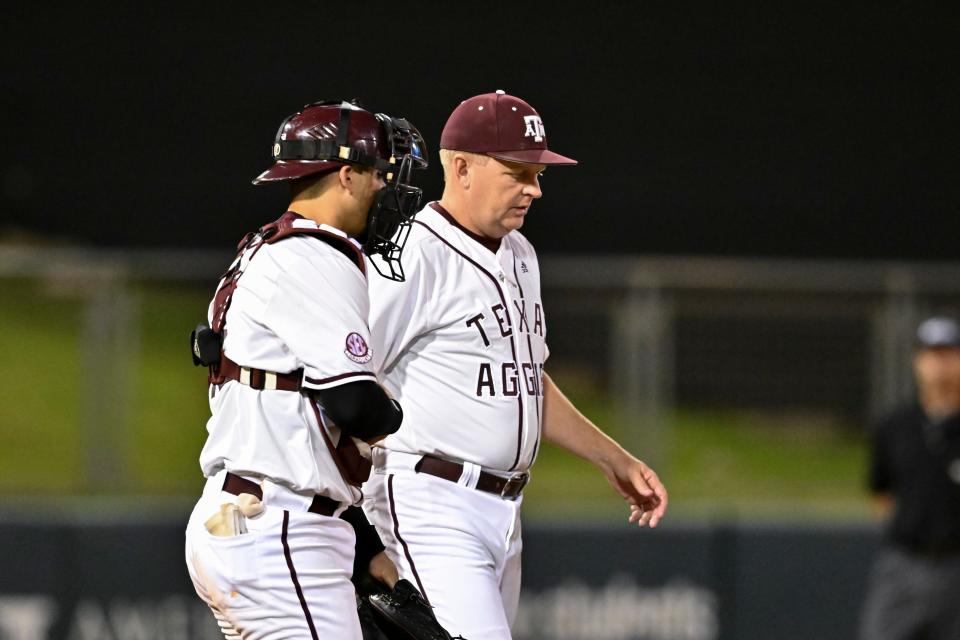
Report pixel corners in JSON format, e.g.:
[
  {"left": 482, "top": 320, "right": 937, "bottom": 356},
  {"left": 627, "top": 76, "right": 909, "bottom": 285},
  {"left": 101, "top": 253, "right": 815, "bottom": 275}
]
[
  {"left": 533, "top": 303, "right": 544, "bottom": 337},
  {"left": 474, "top": 360, "right": 545, "bottom": 397},
  {"left": 522, "top": 363, "right": 538, "bottom": 395},
  {"left": 502, "top": 363, "right": 519, "bottom": 396},
  {"left": 476, "top": 363, "right": 496, "bottom": 396},
  {"left": 466, "top": 313, "right": 490, "bottom": 347},
  {"left": 492, "top": 303, "right": 513, "bottom": 337},
  {"left": 513, "top": 300, "right": 529, "bottom": 333}
]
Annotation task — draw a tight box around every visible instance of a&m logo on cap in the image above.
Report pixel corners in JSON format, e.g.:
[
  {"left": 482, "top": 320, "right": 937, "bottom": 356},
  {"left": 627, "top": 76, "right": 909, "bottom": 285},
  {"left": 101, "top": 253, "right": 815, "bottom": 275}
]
[{"left": 523, "top": 115, "right": 546, "bottom": 142}]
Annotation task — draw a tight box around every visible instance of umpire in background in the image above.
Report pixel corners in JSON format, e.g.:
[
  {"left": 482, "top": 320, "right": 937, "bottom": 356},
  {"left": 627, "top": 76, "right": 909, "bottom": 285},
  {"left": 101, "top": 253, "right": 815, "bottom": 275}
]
[{"left": 858, "top": 315, "right": 960, "bottom": 640}]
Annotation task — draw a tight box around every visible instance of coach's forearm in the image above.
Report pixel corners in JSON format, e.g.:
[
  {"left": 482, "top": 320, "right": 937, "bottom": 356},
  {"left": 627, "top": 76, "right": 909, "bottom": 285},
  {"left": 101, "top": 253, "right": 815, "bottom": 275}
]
[{"left": 541, "top": 372, "right": 632, "bottom": 473}]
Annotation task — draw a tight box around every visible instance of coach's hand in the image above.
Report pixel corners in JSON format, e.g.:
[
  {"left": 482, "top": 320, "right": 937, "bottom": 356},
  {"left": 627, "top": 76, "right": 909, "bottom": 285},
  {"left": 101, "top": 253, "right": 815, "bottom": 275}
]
[{"left": 605, "top": 453, "right": 667, "bottom": 528}]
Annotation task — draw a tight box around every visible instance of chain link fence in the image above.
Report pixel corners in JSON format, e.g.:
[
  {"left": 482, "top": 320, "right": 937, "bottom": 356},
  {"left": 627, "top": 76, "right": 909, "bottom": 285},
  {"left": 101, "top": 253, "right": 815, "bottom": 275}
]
[{"left": 2, "top": 247, "right": 959, "bottom": 491}]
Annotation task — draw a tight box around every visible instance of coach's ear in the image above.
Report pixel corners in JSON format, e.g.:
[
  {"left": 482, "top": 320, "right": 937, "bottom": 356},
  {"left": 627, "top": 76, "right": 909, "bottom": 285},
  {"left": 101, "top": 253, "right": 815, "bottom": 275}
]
[{"left": 451, "top": 153, "right": 472, "bottom": 189}]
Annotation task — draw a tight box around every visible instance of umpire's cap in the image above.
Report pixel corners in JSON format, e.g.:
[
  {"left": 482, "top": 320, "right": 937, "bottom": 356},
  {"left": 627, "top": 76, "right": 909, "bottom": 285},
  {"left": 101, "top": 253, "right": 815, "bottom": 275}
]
[
  {"left": 440, "top": 90, "right": 577, "bottom": 166},
  {"left": 916, "top": 316, "right": 960, "bottom": 349}
]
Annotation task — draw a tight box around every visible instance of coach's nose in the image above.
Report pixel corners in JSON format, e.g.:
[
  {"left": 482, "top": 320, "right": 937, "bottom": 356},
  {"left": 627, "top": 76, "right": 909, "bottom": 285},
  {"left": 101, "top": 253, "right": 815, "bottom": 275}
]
[{"left": 523, "top": 175, "right": 542, "bottom": 199}]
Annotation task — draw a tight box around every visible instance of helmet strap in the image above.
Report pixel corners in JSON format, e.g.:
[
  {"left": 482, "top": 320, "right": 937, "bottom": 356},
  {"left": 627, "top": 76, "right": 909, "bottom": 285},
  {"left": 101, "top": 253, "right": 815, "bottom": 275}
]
[{"left": 336, "top": 104, "right": 351, "bottom": 147}]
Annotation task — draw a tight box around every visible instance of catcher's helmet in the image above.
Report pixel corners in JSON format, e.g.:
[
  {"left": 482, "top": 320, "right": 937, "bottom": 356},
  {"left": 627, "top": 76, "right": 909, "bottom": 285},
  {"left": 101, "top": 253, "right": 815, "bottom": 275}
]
[
  {"left": 253, "top": 100, "right": 428, "bottom": 281},
  {"left": 253, "top": 100, "right": 426, "bottom": 184}
]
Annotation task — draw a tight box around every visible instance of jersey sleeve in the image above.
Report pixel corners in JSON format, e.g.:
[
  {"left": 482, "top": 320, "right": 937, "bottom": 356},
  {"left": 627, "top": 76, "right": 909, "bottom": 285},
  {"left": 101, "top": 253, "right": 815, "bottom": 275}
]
[
  {"left": 367, "top": 240, "right": 434, "bottom": 376},
  {"left": 262, "top": 245, "right": 377, "bottom": 390}
]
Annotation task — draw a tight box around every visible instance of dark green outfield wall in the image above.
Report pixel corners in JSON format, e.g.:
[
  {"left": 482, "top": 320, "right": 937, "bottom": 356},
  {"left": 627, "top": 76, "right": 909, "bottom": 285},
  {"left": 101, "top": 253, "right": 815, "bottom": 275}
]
[{"left": 0, "top": 516, "right": 882, "bottom": 640}]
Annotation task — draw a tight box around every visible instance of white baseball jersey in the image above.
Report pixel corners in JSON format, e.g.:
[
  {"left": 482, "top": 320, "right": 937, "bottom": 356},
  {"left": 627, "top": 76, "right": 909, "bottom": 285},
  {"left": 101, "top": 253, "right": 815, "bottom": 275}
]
[
  {"left": 198, "top": 221, "right": 377, "bottom": 505},
  {"left": 367, "top": 201, "right": 548, "bottom": 472},
  {"left": 189, "top": 218, "right": 375, "bottom": 639}
]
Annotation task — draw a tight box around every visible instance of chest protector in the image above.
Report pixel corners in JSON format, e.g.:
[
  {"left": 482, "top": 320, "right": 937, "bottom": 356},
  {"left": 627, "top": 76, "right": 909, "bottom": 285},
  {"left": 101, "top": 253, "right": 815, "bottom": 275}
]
[
  {"left": 191, "top": 211, "right": 364, "bottom": 379},
  {"left": 191, "top": 211, "right": 371, "bottom": 487}
]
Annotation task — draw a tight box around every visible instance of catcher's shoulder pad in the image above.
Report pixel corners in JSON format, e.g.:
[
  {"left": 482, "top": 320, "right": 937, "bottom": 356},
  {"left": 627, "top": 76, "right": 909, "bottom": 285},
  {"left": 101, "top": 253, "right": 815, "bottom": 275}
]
[
  {"left": 366, "top": 579, "right": 465, "bottom": 640},
  {"left": 263, "top": 211, "right": 365, "bottom": 274}
]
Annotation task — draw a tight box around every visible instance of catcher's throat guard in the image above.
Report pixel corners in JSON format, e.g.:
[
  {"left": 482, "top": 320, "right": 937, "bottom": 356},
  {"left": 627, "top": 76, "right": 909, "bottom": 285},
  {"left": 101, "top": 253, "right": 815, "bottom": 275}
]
[
  {"left": 362, "top": 154, "right": 423, "bottom": 282},
  {"left": 361, "top": 112, "right": 427, "bottom": 282}
]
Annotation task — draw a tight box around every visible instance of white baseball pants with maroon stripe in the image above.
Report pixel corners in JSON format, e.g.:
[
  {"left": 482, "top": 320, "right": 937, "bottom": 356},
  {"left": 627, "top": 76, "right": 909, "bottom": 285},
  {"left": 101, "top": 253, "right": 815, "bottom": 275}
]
[
  {"left": 362, "top": 450, "right": 524, "bottom": 639},
  {"left": 185, "top": 471, "right": 361, "bottom": 640}
]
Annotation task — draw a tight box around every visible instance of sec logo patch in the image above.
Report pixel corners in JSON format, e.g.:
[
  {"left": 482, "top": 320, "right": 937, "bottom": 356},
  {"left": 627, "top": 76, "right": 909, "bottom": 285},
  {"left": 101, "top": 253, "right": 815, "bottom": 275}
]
[{"left": 344, "top": 332, "right": 372, "bottom": 364}]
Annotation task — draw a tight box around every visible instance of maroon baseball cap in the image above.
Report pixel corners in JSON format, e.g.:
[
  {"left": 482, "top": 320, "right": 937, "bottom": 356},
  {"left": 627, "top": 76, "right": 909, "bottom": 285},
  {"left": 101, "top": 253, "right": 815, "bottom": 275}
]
[{"left": 439, "top": 90, "right": 577, "bottom": 166}]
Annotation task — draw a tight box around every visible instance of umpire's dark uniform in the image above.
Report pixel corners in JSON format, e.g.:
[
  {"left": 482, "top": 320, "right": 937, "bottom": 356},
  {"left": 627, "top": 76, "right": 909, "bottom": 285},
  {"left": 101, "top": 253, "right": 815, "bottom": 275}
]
[{"left": 858, "top": 404, "right": 960, "bottom": 639}]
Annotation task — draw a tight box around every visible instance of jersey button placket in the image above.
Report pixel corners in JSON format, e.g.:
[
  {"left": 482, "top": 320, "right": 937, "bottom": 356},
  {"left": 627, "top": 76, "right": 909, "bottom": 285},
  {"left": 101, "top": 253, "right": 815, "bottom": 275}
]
[{"left": 498, "top": 267, "right": 530, "bottom": 469}]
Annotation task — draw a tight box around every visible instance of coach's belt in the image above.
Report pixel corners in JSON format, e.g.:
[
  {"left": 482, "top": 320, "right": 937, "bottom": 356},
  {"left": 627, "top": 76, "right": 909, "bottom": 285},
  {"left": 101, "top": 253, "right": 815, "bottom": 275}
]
[
  {"left": 222, "top": 472, "right": 339, "bottom": 517},
  {"left": 414, "top": 456, "right": 529, "bottom": 500}
]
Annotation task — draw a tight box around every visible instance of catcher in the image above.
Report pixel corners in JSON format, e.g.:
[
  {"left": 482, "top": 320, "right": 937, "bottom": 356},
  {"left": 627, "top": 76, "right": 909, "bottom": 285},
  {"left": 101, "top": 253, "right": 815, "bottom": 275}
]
[{"left": 185, "top": 99, "right": 458, "bottom": 639}]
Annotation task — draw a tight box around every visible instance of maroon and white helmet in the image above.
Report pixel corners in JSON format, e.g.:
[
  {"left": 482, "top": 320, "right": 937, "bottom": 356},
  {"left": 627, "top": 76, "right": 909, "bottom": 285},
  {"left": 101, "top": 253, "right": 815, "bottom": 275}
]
[
  {"left": 253, "top": 99, "right": 428, "bottom": 282},
  {"left": 253, "top": 99, "right": 427, "bottom": 185}
]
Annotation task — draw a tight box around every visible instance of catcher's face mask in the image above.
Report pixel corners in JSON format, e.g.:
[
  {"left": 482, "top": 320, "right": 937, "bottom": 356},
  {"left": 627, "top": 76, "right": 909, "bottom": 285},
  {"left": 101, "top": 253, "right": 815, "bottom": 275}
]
[{"left": 362, "top": 114, "right": 428, "bottom": 282}]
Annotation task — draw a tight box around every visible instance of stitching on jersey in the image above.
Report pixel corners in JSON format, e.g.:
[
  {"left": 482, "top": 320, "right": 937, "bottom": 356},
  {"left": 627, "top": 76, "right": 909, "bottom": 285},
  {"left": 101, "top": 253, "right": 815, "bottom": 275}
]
[
  {"left": 513, "top": 256, "right": 543, "bottom": 468},
  {"left": 412, "top": 219, "right": 526, "bottom": 471}
]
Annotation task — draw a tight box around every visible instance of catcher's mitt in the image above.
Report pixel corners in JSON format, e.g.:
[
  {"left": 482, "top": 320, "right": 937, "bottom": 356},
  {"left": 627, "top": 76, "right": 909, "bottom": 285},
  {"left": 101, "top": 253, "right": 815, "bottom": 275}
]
[{"left": 358, "top": 579, "right": 464, "bottom": 640}]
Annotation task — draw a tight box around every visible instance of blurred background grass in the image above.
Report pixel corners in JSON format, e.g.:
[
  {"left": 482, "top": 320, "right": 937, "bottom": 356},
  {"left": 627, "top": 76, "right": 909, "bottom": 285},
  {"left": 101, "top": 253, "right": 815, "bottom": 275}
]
[{"left": 0, "top": 279, "right": 871, "bottom": 521}]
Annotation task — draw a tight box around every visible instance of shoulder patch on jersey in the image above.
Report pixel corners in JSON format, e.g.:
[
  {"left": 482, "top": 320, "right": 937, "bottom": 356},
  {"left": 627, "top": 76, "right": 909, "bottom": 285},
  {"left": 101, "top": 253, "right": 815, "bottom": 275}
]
[{"left": 344, "top": 332, "right": 372, "bottom": 364}]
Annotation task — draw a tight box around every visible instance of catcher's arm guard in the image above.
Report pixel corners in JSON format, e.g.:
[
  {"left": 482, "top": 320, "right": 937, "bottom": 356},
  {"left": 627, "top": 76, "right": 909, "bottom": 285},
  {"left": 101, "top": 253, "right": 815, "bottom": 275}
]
[{"left": 360, "top": 579, "right": 465, "bottom": 640}]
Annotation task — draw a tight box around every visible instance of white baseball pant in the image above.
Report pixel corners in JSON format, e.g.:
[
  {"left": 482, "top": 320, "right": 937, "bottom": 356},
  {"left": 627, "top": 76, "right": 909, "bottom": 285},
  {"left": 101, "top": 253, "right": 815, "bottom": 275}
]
[
  {"left": 185, "top": 470, "right": 361, "bottom": 640},
  {"left": 363, "top": 450, "right": 524, "bottom": 639}
]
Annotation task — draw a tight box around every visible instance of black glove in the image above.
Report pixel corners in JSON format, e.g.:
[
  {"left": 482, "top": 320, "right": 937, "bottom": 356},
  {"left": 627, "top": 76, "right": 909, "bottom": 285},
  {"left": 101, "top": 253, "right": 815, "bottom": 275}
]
[
  {"left": 358, "top": 594, "right": 392, "bottom": 640},
  {"left": 358, "top": 579, "right": 465, "bottom": 640}
]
